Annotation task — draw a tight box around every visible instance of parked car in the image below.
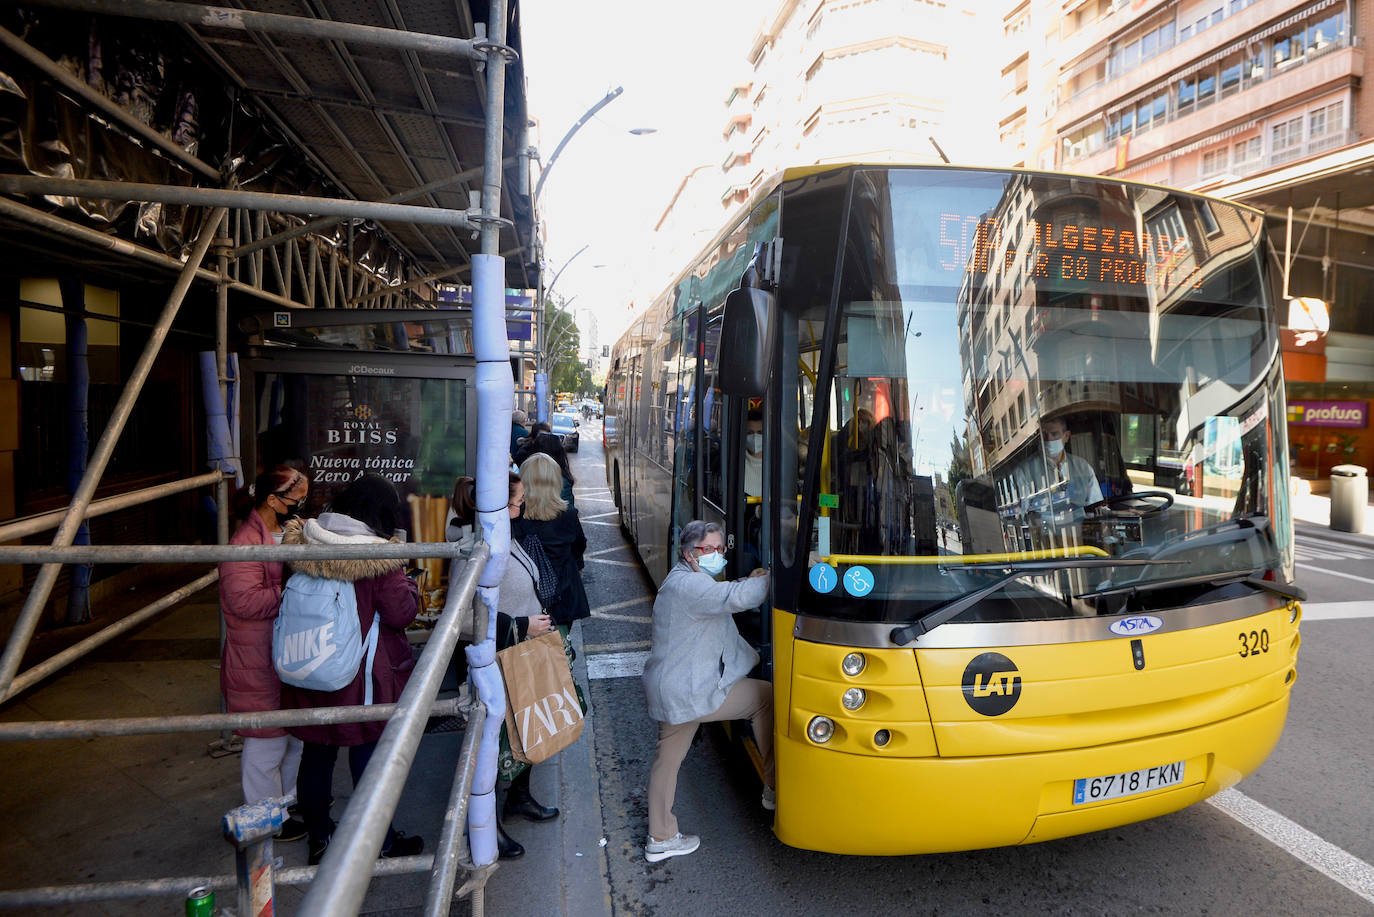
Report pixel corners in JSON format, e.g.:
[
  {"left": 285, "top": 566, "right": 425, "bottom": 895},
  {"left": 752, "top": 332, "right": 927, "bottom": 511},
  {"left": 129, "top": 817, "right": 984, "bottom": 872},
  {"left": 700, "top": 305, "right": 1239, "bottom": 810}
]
[{"left": 552, "top": 411, "right": 580, "bottom": 452}]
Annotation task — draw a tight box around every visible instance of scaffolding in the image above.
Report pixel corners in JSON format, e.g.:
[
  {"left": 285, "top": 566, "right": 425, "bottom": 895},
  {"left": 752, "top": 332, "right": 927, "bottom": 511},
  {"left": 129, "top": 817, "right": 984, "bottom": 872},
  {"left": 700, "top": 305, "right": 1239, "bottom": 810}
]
[{"left": 0, "top": 0, "right": 530, "bottom": 912}]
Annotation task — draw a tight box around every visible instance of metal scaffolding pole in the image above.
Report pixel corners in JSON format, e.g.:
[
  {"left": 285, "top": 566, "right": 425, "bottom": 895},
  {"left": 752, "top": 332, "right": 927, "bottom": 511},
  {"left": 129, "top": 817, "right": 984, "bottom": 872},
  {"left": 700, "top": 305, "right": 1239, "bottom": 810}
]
[
  {"left": 0, "top": 176, "right": 480, "bottom": 230},
  {"left": 0, "top": 852, "right": 436, "bottom": 908},
  {"left": 0, "top": 540, "right": 467, "bottom": 565},
  {"left": 1, "top": 570, "right": 221, "bottom": 705},
  {"left": 28, "top": 0, "right": 486, "bottom": 58},
  {"left": 0, "top": 196, "right": 301, "bottom": 311},
  {"left": 233, "top": 159, "right": 514, "bottom": 259},
  {"left": 0, "top": 471, "right": 225, "bottom": 542},
  {"left": 0, "top": 25, "right": 220, "bottom": 181},
  {"left": 0, "top": 206, "right": 228, "bottom": 699},
  {"left": 0, "top": 696, "right": 464, "bottom": 742}
]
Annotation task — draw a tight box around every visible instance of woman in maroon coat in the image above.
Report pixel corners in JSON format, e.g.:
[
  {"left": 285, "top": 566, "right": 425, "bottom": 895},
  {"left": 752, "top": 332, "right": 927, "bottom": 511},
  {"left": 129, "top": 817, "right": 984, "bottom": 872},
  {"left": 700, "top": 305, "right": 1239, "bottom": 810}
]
[
  {"left": 219, "top": 465, "right": 308, "bottom": 841},
  {"left": 280, "top": 473, "right": 424, "bottom": 865}
]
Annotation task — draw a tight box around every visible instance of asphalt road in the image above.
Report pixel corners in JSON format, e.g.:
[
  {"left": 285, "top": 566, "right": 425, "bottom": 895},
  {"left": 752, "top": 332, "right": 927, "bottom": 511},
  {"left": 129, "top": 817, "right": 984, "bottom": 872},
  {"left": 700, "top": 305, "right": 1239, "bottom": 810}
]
[{"left": 565, "top": 426, "right": 1374, "bottom": 916}]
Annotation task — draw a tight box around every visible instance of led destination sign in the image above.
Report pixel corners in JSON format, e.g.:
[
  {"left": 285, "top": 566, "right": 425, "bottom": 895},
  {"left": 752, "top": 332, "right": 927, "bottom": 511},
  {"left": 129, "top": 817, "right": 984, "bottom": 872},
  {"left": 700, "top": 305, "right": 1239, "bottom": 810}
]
[{"left": 938, "top": 214, "right": 1203, "bottom": 291}]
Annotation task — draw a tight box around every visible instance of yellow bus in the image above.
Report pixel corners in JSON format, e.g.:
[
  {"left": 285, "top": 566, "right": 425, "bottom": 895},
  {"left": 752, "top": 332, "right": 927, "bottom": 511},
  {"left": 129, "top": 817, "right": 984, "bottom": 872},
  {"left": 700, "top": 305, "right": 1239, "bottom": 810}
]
[{"left": 604, "top": 164, "right": 1302, "bottom": 854}]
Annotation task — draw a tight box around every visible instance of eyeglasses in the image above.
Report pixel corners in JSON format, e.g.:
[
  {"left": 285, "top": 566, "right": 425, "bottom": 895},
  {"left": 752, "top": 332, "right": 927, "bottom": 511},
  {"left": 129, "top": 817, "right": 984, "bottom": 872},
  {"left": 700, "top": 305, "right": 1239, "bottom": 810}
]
[
  {"left": 508, "top": 500, "right": 525, "bottom": 509},
  {"left": 274, "top": 494, "right": 300, "bottom": 509},
  {"left": 692, "top": 544, "right": 725, "bottom": 556}
]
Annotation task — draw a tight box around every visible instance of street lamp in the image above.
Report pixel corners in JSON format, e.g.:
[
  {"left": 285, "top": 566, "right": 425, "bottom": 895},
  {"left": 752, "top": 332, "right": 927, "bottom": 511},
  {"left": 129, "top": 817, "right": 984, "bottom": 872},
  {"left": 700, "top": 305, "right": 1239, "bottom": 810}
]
[{"left": 533, "top": 86, "right": 624, "bottom": 203}]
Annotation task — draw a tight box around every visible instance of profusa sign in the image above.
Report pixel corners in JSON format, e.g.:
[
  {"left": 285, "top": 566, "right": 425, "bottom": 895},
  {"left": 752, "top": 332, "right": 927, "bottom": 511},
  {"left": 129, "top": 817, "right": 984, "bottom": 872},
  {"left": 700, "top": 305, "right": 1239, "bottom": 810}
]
[{"left": 1287, "top": 401, "right": 1368, "bottom": 428}]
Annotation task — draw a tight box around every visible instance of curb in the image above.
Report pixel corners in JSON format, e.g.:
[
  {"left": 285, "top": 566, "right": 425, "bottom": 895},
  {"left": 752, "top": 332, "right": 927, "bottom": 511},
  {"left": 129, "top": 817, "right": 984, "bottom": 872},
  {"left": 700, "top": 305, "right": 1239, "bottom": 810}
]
[{"left": 561, "top": 620, "right": 614, "bottom": 916}]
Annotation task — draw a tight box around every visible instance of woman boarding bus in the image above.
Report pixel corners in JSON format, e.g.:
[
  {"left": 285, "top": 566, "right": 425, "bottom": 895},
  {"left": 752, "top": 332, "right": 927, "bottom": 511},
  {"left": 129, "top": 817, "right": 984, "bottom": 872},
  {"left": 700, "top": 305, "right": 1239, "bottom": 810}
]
[{"left": 605, "top": 164, "right": 1302, "bottom": 855}]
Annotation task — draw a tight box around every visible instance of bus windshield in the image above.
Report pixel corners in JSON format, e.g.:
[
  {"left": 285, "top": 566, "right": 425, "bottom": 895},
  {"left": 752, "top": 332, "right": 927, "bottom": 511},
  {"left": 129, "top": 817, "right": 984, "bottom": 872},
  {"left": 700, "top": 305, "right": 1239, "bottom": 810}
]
[{"left": 794, "top": 167, "right": 1292, "bottom": 625}]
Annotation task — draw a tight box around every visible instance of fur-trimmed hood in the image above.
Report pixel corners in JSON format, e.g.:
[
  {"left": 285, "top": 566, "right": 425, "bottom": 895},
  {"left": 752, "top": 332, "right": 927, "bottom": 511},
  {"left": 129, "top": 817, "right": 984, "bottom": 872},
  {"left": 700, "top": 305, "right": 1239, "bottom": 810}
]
[{"left": 282, "top": 514, "right": 406, "bottom": 582}]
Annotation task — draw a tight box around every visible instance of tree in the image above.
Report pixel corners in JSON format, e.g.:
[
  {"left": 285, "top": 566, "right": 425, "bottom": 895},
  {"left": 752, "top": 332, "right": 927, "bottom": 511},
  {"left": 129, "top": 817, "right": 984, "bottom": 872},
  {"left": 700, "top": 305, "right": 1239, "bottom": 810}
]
[{"left": 544, "top": 297, "right": 590, "bottom": 395}]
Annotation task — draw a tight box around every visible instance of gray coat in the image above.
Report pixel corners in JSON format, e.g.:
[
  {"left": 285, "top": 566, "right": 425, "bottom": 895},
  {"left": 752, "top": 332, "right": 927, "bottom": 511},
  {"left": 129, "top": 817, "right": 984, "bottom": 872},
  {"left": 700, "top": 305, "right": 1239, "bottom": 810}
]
[{"left": 642, "top": 562, "right": 769, "bottom": 725}]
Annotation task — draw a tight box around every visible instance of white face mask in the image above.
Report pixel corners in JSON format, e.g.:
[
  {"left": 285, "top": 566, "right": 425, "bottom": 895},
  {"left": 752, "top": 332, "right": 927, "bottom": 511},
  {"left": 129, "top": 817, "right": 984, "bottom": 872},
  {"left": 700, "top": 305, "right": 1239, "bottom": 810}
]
[
  {"left": 1046, "top": 438, "right": 1065, "bottom": 459},
  {"left": 695, "top": 551, "right": 728, "bottom": 576},
  {"left": 745, "top": 433, "right": 763, "bottom": 455}
]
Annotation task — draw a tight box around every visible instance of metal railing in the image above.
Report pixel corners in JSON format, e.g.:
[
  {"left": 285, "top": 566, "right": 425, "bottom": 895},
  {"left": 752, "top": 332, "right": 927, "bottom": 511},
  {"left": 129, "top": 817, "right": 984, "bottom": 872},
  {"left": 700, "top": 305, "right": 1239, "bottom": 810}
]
[
  {"left": 0, "top": 540, "right": 490, "bottom": 914},
  {"left": 0, "top": 1, "right": 520, "bottom": 911}
]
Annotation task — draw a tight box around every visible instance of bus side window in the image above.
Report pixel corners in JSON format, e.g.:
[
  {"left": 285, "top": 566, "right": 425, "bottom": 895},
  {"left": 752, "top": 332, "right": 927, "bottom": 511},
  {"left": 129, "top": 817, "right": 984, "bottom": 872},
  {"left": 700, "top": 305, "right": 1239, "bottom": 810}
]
[{"left": 702, "top": 315, "right": 724, "bottom": 509}]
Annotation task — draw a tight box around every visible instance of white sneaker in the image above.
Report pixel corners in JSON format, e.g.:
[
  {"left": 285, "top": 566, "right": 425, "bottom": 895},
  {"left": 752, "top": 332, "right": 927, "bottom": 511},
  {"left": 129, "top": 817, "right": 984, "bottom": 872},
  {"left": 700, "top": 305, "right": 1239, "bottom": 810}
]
[
  {"left": 761, "top": 785, "right": 776, "bottom": 811},
  {"left": 644, "top": 832, "right": 700, "bottom": 862}
]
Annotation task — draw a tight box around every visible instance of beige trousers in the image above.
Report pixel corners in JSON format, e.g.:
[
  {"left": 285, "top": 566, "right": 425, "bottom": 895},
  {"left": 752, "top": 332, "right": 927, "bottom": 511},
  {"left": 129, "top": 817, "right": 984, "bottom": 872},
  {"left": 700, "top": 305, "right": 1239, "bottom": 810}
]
[{"left": 647, "top": 677, "right": 775, "bottom": 841}]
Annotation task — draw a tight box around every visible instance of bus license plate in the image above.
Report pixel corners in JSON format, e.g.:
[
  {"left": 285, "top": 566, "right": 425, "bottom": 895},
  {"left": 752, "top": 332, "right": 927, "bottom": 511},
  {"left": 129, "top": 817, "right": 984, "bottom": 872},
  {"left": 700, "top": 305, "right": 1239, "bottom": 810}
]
[{"left": 1072, "top": 761, "right": 1185, "bottom": 805}]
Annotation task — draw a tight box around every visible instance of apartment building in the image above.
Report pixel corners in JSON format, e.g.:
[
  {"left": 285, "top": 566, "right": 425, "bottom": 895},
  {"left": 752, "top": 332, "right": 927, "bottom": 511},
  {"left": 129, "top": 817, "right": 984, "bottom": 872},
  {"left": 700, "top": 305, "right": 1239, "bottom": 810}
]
[
  {"left": 1009, "top": 0, "right": 1374, "bottom": 477},
  {"left": 651, "top": 0, "right": 997, "bottom": 256}
]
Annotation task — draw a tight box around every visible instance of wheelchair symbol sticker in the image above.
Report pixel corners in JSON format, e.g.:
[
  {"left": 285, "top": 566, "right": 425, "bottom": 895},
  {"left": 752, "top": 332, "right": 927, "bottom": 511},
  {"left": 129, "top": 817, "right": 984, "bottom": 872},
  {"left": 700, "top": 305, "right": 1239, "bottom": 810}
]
[
  {"left": 843, "top": 565, "right": 875, "bottom": 597},
  {"left": 809, "top": 563, "right": 837, "bottom": 594}
]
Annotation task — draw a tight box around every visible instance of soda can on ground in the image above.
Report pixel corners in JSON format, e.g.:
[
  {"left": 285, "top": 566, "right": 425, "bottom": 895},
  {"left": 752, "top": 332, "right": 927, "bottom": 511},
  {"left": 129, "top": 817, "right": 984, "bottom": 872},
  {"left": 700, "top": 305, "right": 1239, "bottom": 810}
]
[{"left": 185, "top": 886, "right": 215, "bottom": 917}]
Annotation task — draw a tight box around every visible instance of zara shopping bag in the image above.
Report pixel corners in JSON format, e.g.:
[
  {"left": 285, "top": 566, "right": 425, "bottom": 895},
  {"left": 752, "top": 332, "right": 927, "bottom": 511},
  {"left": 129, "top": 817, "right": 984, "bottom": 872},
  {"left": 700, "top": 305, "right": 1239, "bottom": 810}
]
[{"left": 496, "top": 631, "right": 585, "bottom": 764}]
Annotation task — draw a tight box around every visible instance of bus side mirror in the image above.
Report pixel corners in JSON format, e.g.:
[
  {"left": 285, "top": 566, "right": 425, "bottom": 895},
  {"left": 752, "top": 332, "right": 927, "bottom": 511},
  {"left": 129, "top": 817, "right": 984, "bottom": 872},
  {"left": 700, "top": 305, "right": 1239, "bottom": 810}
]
[{"left": 719, "top": 287, "right": 775, "bottom": 395}]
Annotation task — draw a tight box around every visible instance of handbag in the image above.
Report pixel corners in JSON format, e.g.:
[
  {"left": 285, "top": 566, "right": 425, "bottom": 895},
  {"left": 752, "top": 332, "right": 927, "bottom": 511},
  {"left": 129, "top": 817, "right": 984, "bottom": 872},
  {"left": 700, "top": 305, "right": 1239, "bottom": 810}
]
[
  {"left": 496, "top": 630, "right": 585, "bottom": 764},
  {"left": 520, "top": 534, "right": 560, "bottom": 609}
]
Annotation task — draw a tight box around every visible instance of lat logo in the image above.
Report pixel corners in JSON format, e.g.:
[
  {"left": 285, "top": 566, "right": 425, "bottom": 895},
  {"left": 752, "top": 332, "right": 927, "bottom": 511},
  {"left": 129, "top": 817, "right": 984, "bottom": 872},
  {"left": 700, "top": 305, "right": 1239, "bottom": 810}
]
[{"left": 962, "top": 652, "right": 1022, "bottom": 716}]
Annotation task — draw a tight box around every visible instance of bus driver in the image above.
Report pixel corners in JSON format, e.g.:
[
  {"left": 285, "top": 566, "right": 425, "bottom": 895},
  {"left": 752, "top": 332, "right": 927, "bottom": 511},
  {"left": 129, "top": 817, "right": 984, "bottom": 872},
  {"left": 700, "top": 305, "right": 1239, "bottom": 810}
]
[{"left": 1014, "top": 417, "right": 1103, "bottom": 517}]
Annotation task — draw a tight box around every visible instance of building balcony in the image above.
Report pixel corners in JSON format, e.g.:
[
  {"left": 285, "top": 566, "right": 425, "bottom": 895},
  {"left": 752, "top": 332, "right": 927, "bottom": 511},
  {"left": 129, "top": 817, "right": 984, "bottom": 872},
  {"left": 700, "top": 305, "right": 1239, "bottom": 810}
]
[
  {"left": 1069, "top": 43, "right": 1362, "bottom": 175},
  {"left": 1058, "top": 0, "right": 1311, "bottom": 130}
]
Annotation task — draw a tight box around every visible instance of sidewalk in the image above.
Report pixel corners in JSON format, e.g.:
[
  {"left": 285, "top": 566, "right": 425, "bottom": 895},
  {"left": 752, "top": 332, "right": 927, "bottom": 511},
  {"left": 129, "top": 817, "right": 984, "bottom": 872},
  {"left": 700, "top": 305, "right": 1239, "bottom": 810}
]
[
  {"left": 1289, "top": 481, "right": 1374, "bottom": 548},
  {"left": 0, "top": 587, "right": 609, "bottom": 916}
]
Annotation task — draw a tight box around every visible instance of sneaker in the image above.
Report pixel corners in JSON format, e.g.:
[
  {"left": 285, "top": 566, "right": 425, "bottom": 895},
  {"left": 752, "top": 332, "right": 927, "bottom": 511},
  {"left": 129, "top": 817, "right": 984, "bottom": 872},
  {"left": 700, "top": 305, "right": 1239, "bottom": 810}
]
[
  {"left": 307, "top": 838, "right": 329, "bottom": 867},
  {"left": 382, "top": 832, "right": 424, "bottom": 858},
  {"left": 276, "top": 817, "right": 307, "bottom": 842},
  {"left": 644, "top": 832, "right": 700, "bottom": 863},
  {"left": 761, "top": 785, "right": 776, "bottom": 812}
]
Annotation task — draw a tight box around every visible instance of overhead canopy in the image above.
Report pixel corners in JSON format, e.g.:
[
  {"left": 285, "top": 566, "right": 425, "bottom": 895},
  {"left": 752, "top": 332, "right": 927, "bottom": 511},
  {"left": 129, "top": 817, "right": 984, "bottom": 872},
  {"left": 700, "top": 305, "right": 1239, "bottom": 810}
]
[
  {"left": 1217, "top": 138, "right": 1374, "bottom": 233},
  {"left": 0, "top": 0, "right": 534, "bottom": 296},
  {"left": 178, "top": 0, "right": 535, "bottom": 290}
]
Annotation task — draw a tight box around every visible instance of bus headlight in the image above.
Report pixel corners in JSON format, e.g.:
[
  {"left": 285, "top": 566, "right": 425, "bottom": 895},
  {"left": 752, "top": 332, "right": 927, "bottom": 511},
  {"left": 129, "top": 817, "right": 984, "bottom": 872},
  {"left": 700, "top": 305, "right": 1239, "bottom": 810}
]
[
  {"left": 841, "top": 687, "right": 866, "bottom": 710},
  {"left": 841, "top": 653, "right": 866, "bottom": 676},
  {"left": 807, "top": 716, "right": 835, "bottom": 744}
]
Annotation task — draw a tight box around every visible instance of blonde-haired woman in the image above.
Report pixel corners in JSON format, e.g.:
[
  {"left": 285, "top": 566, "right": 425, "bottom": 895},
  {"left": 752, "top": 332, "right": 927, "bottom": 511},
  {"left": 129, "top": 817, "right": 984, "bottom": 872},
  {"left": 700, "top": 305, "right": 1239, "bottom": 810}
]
[{"left": 513, "top": 452, "right": 590, "bottom": 627}]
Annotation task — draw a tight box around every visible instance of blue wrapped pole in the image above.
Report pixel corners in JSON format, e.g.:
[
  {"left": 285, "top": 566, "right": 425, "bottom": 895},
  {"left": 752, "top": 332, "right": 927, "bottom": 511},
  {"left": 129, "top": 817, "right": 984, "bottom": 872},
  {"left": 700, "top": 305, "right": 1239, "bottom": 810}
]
[
  {"left": 467, "top": 253, "right": 513, "bottom": 866},
  {"left": 198, "top": 352, "right": 238, "bottom": 480},
  {"left": 63, "top": 303, "right": 91, "bottom": 625}
]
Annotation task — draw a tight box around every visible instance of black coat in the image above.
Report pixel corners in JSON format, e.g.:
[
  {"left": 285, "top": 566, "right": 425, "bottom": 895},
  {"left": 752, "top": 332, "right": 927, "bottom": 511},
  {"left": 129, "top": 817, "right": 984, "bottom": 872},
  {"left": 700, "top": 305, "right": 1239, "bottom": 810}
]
[{"left": 513, "top": 508, "right": 590, "bottom": 625}]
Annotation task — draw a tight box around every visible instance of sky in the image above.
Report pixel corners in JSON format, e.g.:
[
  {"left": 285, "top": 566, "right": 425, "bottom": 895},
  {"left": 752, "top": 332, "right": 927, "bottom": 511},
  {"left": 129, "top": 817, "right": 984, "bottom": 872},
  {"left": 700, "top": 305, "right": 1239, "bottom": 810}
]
[{"left": 519, "top": 0, "right": 771, "bottom": 345}]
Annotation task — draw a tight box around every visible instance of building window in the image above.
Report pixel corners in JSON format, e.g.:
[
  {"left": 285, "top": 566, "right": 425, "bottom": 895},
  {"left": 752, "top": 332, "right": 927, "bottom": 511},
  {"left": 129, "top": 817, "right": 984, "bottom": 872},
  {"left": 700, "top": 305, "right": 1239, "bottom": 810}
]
[
  {"left": 1271, "top": 116, "right": 1304, "bottom": 165},
  {"left": 1200, "top": 148, "right": 1227, "bottom": 177},
  {"left": 1232, "top": 136, "right": 1261, "bottom": 168},
  {"left": 1308, "top": 100, "right": 1344, "bottom": 154}
]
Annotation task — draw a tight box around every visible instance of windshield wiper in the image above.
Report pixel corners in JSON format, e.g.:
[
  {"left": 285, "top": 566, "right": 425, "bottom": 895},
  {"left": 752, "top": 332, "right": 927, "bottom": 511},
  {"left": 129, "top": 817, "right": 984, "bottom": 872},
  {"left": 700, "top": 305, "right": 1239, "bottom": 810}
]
[
  {"left": 1077, "top": 569, "right": 1306, "bottom": 603},
  {"left": 888, "top": 557, "right": 1177, "bottom": 646}
]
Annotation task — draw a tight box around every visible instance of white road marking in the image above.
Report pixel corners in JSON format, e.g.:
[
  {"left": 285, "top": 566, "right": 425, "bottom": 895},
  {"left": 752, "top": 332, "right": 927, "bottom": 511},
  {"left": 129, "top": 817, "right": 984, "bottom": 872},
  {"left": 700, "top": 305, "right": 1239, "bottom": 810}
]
[
  {"left": 592, "top": 611, "right": 653, "bottom": 624},
  {"left": 1293, "top": 545, "right": 1374, "bottom": 561},
  {"left": 585, "top": 545, "right": 632, "bottom": 557},
  {"left": 580, "top": 511, "right": 620, "bottom": 520},
  {"left": 584, "top": 640, "right": 651, "bottom": 653},
  {"left": 586, "top": 650, "right": 651, "bottom": 680},
  {"left": 1296, "top": 563, "right": 1374, "bottom": 587},
  {"left": 583, "top": 520, "right": 621, "bottom": 527},
  {"left": 1209, "top": 788, "right": 1374, "bottom": 906},
  {"left": 588, "top": 558, "right": 638, "bottom": 567},
  {"left": 592, "top": 597, "right": 651, "bottom": 613},
  {"left": 1299, "top": 601, "right": 1374, "bottom": 621}
]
